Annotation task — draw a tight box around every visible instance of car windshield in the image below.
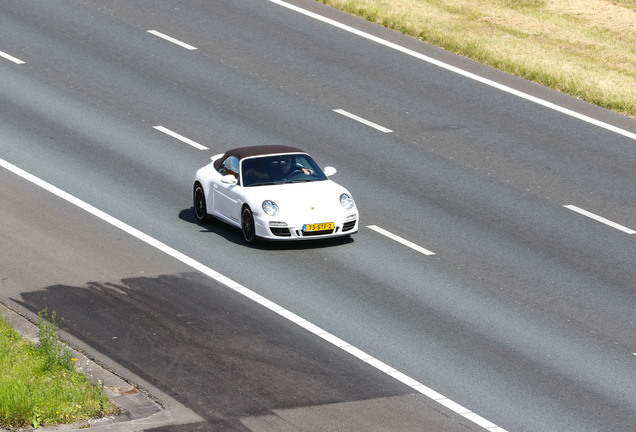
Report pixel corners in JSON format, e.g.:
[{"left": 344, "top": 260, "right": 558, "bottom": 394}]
[{"left": 241, "top": 154, "right": 327, "bottom": 187}]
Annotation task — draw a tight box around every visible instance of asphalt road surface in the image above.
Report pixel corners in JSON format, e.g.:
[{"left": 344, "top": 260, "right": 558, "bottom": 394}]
[{"left": 1, "top": 1, "right": 635, "bottom": 431}]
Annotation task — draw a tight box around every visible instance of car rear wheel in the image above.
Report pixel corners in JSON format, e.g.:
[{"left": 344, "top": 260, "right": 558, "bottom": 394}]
[
  {"left": 193, "top": 184, "right": 208, "bottom": 222},
  {"left": 242, "top": 207, "right": 257, "bottom": 244}
]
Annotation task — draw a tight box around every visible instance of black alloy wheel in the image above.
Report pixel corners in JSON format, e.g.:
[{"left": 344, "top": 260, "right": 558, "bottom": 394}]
[
  {"left": 242, "top": 207, "right": 256, "bottom": 244},
  {"left": 193, "top": 184, "right": 208, "bottom": 222}
]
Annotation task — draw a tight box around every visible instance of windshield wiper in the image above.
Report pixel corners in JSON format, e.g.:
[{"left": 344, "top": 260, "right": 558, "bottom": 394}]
[{"left": 248, "top": 181, "right": 283, "bottom": 186}]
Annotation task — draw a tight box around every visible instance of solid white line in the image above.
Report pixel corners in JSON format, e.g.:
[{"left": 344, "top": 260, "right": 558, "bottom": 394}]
[
  {"left": 333, "top": 109, "right": 393, "bottom": 133},
  {"left": 268, "top": 0, "right": 636, "bottom": 141},
  {"left": 0, "top": 156, "right": 503, "bottom": 431},
  {"left": 564, "top": 205, "right": 635, "bottom": 234},
  {"left": 147, "top": 30, "right": 197, "bottom": 50},
  {"left": 153, "top": 126, "right": 208, "bottom": 150},
  {"left": 0, "top": 50, "right": 25, "bottom": 64},
  {"left": 368, "top": 225, "right": 435, "bottom": 255}
]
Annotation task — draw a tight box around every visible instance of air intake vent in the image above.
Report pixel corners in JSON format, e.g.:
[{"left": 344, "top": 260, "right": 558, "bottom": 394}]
[
  {"left": 342, "top": 220, "right": 356, "bottom": 232},
  {"left": 300, "top": 229, "right": 334, "bottom": 237},
  {"left": 270, "top": 227, "right": 291, "bottom": 237}
]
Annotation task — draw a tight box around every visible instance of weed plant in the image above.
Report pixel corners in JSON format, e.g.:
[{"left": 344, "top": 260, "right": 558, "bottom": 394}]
[{"left": 0, "top": 311, "right": 117, "bottom": 429}]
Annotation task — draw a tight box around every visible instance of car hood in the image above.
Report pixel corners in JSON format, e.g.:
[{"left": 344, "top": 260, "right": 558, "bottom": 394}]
[{"left": 246, "top": 180, "right": 354, "bottom": 218}]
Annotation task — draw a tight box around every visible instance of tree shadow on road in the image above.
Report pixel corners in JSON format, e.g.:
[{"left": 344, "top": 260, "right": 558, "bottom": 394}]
[{"left": 14, "top": 272, "right": 404, "bottom": 424}]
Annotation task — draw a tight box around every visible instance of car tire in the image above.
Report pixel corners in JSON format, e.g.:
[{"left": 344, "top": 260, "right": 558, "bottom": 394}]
[
  {"left": 193, "top": 183, "right": 208, "bottom": 222},
  {"left": 242, "top": 206, "right": 257, "bottom": 244}
]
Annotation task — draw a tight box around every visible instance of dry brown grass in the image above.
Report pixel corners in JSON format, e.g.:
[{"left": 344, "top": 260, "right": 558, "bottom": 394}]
[{"left": 317, "top": 0, "right": 636, "bottom": 117}]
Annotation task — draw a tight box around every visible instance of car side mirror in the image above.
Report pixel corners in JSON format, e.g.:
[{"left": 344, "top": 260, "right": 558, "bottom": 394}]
[
  {"left": 323, "top": 166, "right": 337, "bottom": 177},
  {"left": 221, "top": 174, "right": 238, "bottom": 185}
]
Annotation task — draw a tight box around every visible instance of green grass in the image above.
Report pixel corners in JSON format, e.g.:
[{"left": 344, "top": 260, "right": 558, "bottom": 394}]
[
  {"left": 0, "top": 310, "right": 118, "bottom": 429},
  {"left": 317, "top": 0, "right": 636, "bottom": 118}
]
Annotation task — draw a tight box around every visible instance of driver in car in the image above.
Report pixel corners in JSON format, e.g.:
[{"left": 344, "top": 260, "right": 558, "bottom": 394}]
[{"left": 280, "top": 157, "right": 314, "bottom": 177}]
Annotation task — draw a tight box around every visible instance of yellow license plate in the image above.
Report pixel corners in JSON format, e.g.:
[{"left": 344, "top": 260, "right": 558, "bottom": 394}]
[{"left": 303, "top": 222, "right": 335, "bottom": 232}]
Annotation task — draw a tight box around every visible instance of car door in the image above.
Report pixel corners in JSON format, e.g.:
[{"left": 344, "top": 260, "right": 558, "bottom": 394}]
[{"left": 212, "top": 156, "right": 241, "bottom": 224}]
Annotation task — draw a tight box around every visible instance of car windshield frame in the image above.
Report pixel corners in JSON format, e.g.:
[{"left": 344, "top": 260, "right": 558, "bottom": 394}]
[{"left": 240, "top": 153, "right": 328, "bottom": 187}]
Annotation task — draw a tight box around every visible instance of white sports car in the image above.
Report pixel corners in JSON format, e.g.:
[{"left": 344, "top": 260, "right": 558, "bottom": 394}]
[{"left": 193, "top": 145, "right": 359, "bottom": 243}]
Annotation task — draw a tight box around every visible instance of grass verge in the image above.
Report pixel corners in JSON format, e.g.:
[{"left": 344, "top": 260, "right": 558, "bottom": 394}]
[
  {"left": 0, "top": 310, "right": 118, "bottom": 429},
  {"left": 316, "top": 0, "right": 636, "bottom": 118}
]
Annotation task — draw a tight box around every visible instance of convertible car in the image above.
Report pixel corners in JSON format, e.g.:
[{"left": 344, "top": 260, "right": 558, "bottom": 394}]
[{"left": 193, "top": 145, "right": 358, "bottom": 243}]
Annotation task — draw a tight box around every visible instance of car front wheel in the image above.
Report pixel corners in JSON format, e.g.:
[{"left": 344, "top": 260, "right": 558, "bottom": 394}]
[
  {"left": 193, "top": 184, "right": 208, "bottom": 222},
  {"left": 242, "top": 207, "right": 257, "bottom": 244}
]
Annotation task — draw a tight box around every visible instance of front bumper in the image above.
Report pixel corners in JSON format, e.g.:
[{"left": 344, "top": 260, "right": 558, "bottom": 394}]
[{"left": 254, "top": 213, "right": 359, "bottom": 240}]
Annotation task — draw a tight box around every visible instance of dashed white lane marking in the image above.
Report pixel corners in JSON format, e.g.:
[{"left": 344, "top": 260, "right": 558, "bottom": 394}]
[
  {"left": 0, "top": 50, "right": 25, "bottom": 64},
  {"left": 1, "top": 156, "right": 503, "bottom": 432},
  {"left": 333, "top": 109, "right": 393, "bottom": 133},
  {"left": 268, "top": 0, "right": 636, "bottom": 142},
  {"left": 153, "top": 126, "right": 208, "bottom": 150},
  {"left": 564, "top": 205, "right": 635, "bottom": 234},
  {"left": 147, "top": 30, "right": 197, "bottom": 50},
  {"left": 368, "top": 225, "right": 436, "bottom": 255}
]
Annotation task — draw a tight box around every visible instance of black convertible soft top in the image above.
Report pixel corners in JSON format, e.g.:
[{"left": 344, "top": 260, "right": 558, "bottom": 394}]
[{"left": 214, "top": 145, "right": 304, "bottom": 170}]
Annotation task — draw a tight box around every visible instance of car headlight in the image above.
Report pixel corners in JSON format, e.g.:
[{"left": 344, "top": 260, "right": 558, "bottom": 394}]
[
  {"left": 340, "top": 193, "right": 354, "bottom": 209},
  {"left": 262, "top": 200, "right": 279, "bottom": 216}
]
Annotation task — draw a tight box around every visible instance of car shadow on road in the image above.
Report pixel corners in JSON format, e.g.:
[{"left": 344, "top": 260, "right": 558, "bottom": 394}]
[{"left": 178, "top": 208, "right": 355, "bottom": 251}]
